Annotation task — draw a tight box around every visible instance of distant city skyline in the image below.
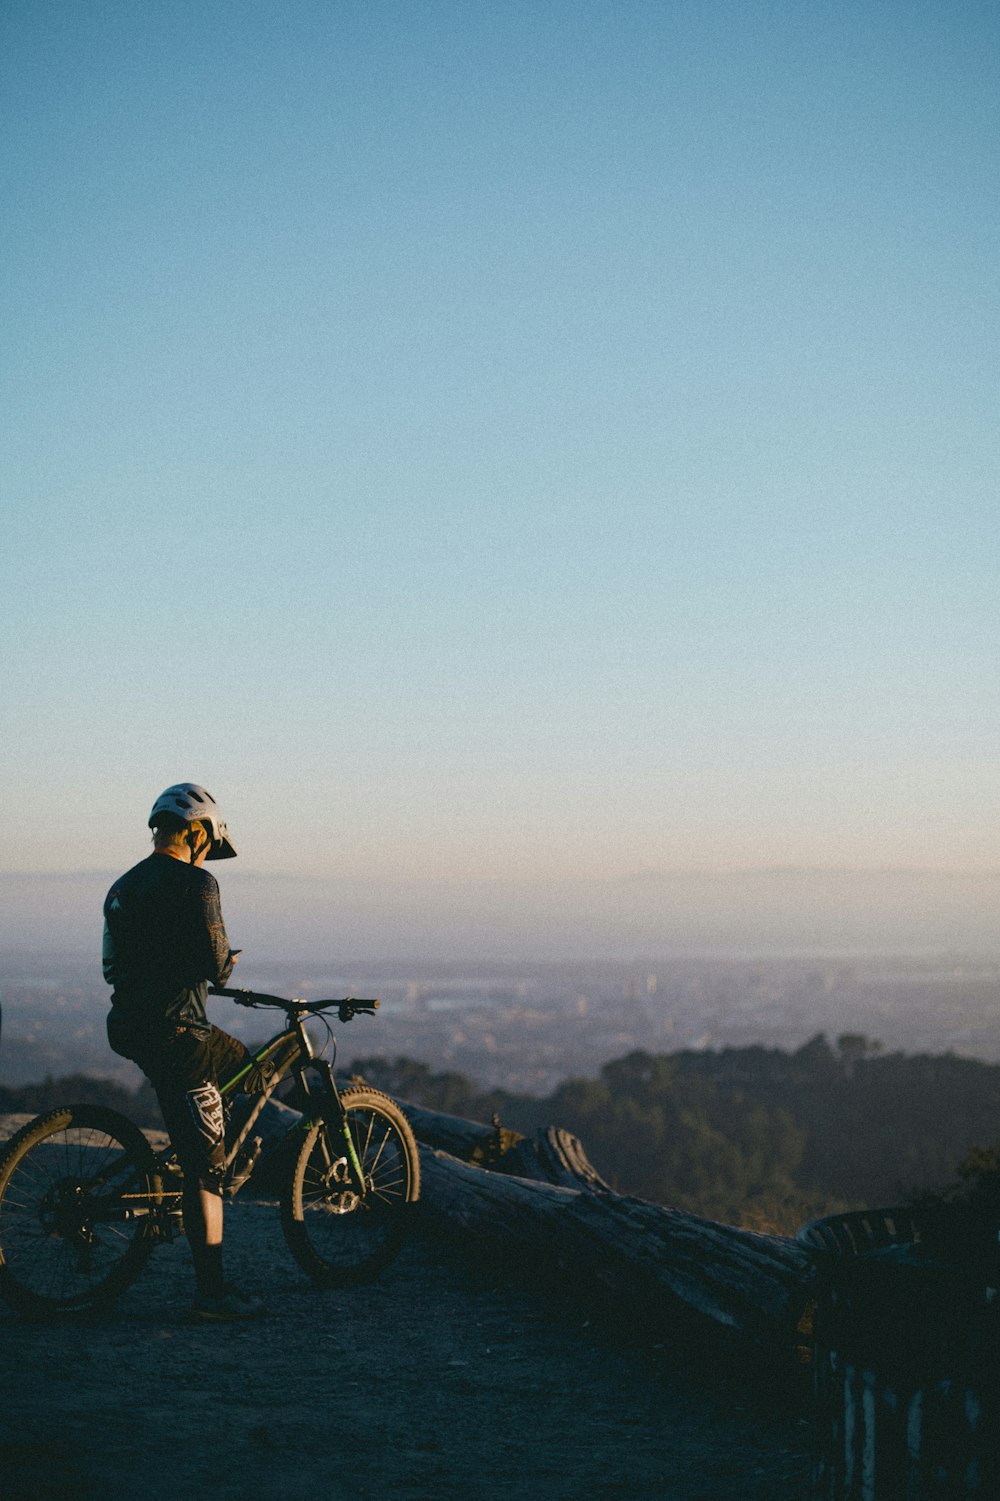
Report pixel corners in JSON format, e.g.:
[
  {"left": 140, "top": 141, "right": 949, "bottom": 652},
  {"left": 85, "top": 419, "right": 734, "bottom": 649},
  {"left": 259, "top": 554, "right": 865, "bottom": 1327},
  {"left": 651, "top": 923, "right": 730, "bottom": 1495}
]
[{"left": 2, "top": 3, "right": 997, "bottom": 899}]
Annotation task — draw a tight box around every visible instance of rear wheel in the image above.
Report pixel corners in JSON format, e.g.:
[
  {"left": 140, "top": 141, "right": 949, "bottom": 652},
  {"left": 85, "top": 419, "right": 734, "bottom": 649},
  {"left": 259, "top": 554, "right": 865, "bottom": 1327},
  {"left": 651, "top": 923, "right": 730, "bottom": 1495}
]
[
  {"left": 0, "top": 1105, "right": 163, "bottom": 1316},
  {"left": 280, "top": 1086, "right": 420, "bottom": 1285}
]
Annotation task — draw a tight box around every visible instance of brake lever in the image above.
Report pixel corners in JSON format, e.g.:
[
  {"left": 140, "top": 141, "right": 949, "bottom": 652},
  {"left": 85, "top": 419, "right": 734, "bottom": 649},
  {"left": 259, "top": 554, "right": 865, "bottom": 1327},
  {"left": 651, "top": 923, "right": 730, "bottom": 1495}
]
[{"left": 337, "top": 999, "right": 380, "bottom": 1022}]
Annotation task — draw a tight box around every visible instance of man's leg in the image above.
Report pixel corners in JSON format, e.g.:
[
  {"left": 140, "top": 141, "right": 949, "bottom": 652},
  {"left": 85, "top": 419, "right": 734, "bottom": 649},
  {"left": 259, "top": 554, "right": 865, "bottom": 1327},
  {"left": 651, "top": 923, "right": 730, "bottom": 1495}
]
[
  {"left": 154, "top": 1035, "right": 265, "bottom": 1318},
  {"left": 183, "top": 1180, "right": 225, "bottom": 1300},
  {"left": 178, "top": 1081, "right": 228, "bottom": 1299},
  {"left": 185, "top": 1175, "right": 263, "bottom": 1319},
  {"left": 185, "top": 1026, "right": 257, "bottom": 1292},
  {"left": 201, "top": 1186, "right": 223, "bottom": 1245}
]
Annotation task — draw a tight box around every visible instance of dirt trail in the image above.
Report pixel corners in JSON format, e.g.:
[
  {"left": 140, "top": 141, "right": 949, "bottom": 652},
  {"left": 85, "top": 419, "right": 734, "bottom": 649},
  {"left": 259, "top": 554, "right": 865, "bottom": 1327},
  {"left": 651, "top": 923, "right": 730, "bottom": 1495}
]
[{"left": 0, "top": 1189, "right": 811, "bottom": 1501}]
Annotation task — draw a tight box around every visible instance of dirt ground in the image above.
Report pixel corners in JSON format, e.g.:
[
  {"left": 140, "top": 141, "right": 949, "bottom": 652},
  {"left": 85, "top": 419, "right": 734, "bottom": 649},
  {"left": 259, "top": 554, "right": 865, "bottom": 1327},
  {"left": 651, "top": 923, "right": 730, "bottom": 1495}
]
[{"left": 0, "top": 1121, "right": 812, "bottom": 1501}]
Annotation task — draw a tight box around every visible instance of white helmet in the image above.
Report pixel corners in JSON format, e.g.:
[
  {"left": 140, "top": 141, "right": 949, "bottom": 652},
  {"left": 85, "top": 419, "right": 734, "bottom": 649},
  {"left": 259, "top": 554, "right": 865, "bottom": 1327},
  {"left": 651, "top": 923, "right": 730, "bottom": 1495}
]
[{"left": 148, "top": 783, "right": 237, "bottom": 859}]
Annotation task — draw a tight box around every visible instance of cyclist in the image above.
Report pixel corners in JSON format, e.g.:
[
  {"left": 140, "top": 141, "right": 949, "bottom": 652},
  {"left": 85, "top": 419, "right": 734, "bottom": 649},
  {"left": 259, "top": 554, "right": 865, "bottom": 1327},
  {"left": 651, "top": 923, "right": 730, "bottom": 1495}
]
[{"left": 102, "top": 783, "right": 265, "bottom": 1321}]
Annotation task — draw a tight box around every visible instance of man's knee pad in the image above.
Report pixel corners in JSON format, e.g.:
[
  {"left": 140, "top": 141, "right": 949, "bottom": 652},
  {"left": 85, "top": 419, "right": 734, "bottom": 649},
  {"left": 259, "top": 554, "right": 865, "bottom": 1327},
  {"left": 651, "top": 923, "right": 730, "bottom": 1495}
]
[{"left": 184, "top": 1082, "right": 225, "bottom": 1157}]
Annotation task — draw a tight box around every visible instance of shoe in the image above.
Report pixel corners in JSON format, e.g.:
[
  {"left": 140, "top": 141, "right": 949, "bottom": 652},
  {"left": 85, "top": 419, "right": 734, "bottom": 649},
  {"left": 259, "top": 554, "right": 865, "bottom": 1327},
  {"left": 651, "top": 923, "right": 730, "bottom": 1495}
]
[{"left": 191, "top": 1284, "right": 267, "bottom": 1322}]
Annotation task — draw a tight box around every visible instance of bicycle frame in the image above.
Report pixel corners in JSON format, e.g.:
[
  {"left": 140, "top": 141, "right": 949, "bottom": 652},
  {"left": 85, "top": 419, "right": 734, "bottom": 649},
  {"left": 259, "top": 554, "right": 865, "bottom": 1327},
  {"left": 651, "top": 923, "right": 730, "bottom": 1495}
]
[
  {"left": 218, "top": 1006, "right": 367, "bottom": 1193},
  {"left": 137, "top": 991, "right": 380, "bottom": 1229}
]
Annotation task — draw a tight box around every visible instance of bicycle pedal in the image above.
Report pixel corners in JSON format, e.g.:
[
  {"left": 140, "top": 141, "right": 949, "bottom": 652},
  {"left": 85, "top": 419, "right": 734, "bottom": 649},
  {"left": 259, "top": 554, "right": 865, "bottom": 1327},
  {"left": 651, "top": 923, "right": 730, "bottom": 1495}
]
[{"left": 152, "top": 1211, "right": 184, "bottom": 1243}]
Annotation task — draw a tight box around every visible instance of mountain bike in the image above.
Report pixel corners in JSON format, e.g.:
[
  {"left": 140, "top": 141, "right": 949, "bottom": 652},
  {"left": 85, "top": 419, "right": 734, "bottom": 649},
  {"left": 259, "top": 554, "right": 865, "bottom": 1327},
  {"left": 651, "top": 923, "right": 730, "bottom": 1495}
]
[{"left": 0, "top": 987, "right": 420, "bottom": 1317}]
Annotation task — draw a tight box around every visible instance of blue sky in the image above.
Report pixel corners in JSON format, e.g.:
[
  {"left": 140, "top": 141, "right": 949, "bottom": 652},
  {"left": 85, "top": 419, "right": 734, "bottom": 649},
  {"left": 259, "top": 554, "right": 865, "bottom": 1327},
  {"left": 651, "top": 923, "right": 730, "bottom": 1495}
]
[{"left": 2, "top": 1, "right": 998, "bottom": 901}]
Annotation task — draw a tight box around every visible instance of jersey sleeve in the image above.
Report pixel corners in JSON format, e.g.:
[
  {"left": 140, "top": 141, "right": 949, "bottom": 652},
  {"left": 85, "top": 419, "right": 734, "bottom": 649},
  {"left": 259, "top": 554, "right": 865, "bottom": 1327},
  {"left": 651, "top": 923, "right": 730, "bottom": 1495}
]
[
  {"left": 102, "top": 883, "right": 124, "bottom": 986},
  {"left": 192, "top": 872, "right": 236, "bottom": 986}
]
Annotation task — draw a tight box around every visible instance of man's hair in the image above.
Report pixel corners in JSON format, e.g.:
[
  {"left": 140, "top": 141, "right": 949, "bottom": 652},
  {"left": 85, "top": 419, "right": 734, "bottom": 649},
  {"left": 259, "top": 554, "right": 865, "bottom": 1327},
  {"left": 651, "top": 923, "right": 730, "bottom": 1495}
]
[{"left": 151, "top": 814, "right": 207, "bottom": 847}]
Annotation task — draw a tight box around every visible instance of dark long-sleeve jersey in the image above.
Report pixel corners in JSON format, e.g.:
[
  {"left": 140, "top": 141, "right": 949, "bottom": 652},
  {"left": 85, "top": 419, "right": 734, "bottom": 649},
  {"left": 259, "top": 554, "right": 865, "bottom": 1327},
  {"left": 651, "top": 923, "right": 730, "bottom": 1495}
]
[{"left": 102, "top": 853, "right": 235, "bottom": 1032}]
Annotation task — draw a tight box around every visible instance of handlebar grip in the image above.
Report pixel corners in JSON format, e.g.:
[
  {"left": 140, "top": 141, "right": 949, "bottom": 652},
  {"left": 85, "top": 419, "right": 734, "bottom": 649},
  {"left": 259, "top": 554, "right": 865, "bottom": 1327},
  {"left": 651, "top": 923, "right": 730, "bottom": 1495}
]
[{"left": 208, "top": 986, "right": 258, "bottom": 1007}]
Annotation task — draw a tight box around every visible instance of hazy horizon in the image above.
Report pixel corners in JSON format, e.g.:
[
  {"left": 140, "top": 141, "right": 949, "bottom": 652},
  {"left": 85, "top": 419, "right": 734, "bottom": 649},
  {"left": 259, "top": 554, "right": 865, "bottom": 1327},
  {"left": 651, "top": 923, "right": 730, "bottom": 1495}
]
[{"left": 4, "top": 865, "right": 999, "bottom": 966}]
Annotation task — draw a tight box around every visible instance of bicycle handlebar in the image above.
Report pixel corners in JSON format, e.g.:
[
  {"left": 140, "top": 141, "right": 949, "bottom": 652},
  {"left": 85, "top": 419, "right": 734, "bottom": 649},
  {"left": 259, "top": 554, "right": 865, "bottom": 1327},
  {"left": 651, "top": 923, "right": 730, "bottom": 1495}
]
[{"left": 208, "top": 986, "right": 380, "bottom": 1022}]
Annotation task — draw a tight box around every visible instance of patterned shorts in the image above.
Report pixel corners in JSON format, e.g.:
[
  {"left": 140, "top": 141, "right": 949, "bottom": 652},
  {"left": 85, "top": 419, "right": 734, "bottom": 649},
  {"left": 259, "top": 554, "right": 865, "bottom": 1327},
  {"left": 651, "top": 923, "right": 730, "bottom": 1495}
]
[{"left": 109, "top": 1015, "right": 250, "bottom": 1189}]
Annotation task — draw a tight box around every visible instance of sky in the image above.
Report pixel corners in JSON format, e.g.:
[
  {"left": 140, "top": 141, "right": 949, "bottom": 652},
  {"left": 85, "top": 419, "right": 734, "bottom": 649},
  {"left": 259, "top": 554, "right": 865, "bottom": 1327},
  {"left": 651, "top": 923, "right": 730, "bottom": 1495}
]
[{"left": 2, "top": 2, "right": 999, "bottom": 958}]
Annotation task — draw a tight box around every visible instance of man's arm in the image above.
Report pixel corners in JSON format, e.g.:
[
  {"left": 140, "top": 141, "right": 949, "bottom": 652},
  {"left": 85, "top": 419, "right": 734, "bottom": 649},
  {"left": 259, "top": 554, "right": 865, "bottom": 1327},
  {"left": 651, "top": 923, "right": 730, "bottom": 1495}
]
[{"left": 193, "top": 872, "right": 236, "bottom": 987}]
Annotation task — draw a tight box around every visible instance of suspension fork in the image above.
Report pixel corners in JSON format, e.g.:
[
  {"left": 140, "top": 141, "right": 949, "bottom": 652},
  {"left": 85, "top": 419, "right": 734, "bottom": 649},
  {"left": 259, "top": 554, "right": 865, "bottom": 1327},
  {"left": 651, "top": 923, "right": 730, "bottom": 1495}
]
[{"left": 308, "top": 1058, "right": 368, "bottom": 1194}]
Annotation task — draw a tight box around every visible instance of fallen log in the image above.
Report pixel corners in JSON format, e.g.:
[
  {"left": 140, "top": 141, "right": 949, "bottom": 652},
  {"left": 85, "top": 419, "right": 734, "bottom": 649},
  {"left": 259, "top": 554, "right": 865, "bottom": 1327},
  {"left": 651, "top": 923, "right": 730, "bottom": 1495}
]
[
  {"left": 393, "top": 1099, "right": 814, "bottom": 1358},
  {"left": 415, "top": 1146, "right": 813, "bottom": 1357}
]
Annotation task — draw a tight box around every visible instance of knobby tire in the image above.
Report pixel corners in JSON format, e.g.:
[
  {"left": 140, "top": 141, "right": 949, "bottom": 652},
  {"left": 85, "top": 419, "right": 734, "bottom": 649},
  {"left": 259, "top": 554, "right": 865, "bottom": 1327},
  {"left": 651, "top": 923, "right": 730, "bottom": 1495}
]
[
  {"left": 280, "top": 1086, "right": 420, "bottom": 1286},
  {"left": 0, "top": 1105, "right": 163, "bottom": 1316}
]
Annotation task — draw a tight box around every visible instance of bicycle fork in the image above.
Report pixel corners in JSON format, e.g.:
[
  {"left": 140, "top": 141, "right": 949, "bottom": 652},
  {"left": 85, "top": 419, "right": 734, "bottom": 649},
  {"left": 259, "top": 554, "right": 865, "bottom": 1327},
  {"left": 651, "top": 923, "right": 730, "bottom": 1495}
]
[{"left": 308, "top": 1061, "right": 368, "bottom": 1197}]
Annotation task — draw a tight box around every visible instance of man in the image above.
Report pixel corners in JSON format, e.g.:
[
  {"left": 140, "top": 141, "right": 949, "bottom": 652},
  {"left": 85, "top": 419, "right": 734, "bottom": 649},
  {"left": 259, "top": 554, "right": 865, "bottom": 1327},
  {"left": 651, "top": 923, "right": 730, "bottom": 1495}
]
[{"left": 102, "top": 782, "right": 265, "bottom": 1321}]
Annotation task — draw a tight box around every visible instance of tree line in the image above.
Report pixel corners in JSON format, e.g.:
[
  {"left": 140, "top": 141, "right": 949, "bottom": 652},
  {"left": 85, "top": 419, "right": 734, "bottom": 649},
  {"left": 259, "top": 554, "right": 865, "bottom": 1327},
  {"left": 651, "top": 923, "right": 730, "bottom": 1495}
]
[
  {"left": 4, "top": 1034, "right": 1000, "bottom": 1228},
  {"left": 351, "top": 1034, "right": 1000, "bottom": 1227}
]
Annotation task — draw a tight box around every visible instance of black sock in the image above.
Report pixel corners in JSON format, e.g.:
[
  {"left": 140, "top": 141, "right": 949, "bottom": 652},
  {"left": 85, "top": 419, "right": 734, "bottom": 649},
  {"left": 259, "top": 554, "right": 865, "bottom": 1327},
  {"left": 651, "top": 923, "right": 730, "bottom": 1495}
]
[{"left": 196, "top": 1244, "right": 225, "bottom": 1299}]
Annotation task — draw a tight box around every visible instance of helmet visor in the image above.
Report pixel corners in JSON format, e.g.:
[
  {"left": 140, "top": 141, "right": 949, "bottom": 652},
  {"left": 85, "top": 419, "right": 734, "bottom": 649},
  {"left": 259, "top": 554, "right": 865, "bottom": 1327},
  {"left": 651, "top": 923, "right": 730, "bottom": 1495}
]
[{"left": 206, "top": 829, "right": 237, "bottom": 860}]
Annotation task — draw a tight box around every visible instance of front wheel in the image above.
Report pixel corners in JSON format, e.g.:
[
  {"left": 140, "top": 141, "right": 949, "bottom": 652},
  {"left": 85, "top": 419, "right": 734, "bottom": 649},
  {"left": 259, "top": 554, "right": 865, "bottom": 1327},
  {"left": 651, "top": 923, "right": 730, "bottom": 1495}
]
[
  {"left": 0, "top": 1105, "right": 163, "bottom": 1316},
  {"left": 280, "top": 1086, "right": 420, "bottom": 1286}
]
